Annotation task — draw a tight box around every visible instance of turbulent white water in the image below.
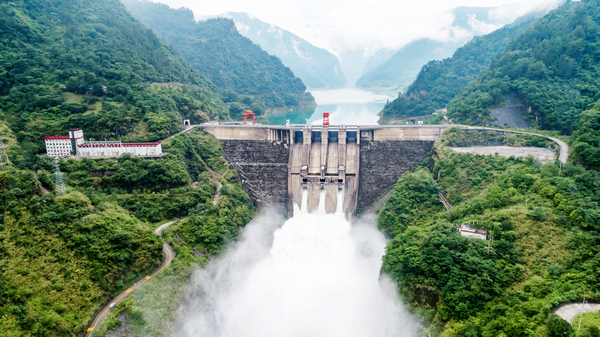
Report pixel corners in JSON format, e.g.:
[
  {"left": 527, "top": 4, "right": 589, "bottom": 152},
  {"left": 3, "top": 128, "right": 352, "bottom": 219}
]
[{"left": 175, "top": 190, "right": 418, "bottom": 337}]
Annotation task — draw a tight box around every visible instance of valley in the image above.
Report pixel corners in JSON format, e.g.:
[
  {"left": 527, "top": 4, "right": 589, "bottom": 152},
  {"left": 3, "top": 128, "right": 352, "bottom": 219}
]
[{"left": 2, "top": 0, "right": 600, "bottom": 337}]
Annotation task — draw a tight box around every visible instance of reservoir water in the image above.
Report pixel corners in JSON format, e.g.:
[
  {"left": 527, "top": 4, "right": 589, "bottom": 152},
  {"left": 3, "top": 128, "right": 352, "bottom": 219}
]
[{"left": 268, "top": 88, "right": 397, "bottom": 125}]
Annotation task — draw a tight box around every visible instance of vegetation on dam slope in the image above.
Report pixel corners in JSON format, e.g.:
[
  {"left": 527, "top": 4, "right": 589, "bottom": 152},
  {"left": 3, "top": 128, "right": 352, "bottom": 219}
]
[{"left": 379, "top": 128, "right": 600, "bottom": 336}]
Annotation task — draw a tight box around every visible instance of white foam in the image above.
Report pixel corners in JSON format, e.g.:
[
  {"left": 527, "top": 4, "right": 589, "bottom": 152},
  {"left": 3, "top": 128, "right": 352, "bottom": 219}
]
[{"left": 175, "top": 192, "right": 418, "bottom": 337}]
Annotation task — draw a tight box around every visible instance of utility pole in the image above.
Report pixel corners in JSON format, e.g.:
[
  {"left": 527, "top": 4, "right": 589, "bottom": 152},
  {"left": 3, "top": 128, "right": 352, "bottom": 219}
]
[
  {"left": 0, "top": 137, "right": 10, "bottom": 171},
  {"left": 559, "top": 162, "right": 562, "bottom": 176},
  {"left": 579, "top": 298, "right": 586, "bottom": 331}
]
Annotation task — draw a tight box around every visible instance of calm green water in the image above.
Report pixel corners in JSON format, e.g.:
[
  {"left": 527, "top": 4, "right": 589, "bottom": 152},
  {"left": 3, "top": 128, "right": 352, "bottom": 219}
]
[{"left": 267, "top": 88, "right": 396, "bottom": 125}]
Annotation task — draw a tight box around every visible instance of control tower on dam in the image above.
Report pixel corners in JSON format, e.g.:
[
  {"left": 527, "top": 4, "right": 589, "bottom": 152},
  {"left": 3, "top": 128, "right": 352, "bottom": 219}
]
[{"left": 203, "top": 124, "right": 452, "bottom": 217}]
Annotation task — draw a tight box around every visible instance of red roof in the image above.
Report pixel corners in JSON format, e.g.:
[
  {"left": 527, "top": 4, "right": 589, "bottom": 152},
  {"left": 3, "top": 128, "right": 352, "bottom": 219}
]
[
  {"left": 122, "top": 143, "right": 161, "bottom": 146},
  {"left": 69, "top": 128, "right": 82, "bottom": 132},
  {"left": 45, "top": 136, "right": 70, "bottom": 139},
  {"left": 77, "top": 142, "right": 161, "bottom": 147}
]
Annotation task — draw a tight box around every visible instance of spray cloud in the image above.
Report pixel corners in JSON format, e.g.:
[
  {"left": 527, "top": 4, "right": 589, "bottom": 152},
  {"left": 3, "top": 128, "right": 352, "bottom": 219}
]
[{"left": 175, "top": 192, "right": 418, "bottom": 337}]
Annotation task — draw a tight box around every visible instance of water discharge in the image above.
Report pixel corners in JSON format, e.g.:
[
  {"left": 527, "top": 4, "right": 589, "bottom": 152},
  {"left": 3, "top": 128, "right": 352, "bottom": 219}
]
[{"left": 175, "top": 190, "right": 418, "bottom": 337}]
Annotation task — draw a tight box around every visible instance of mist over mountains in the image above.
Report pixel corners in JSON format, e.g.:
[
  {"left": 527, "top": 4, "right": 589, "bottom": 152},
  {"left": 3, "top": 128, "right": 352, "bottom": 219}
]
[
  {"left": 225, "top": 12, "right": 347, "bottom": 90},
  {"left": 356, "top": 5, "right": 559, "bottom": 91}
]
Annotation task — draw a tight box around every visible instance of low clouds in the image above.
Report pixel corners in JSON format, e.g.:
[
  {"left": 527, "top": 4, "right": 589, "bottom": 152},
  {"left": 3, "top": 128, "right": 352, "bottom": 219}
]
[{"left": 153, "top": 0, "right": 563, "bottom": 57}]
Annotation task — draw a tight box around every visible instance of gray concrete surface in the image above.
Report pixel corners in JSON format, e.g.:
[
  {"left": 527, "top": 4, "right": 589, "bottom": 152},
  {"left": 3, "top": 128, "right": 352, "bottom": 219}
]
[
  {"left": 553, "top": 302, "right": 600, "bottom": 325},
  {"left": 462, "top": 127, "right": 569, "bottom": 163},
  {"left": 490, "top": 94, "right": 532, "bottom": 128},
  {"left": 452, "top": 146, "right": 556, "bottom": 162}
]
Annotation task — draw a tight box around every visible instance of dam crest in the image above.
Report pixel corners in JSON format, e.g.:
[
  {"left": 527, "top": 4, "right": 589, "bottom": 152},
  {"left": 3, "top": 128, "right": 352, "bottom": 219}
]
[{"left": 203, "top": 124, "right": 451, "bottom": 217}]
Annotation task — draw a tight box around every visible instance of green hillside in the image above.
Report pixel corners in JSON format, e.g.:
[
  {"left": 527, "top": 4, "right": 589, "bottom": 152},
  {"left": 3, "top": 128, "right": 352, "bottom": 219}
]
[
  {"left": 379, "top": 127, "right": 600, "bottom": 336},
  {"left": 0, "top": 1, "right": 255, "bottom": 335},
  {"left": 380, "top": 19, "right": 534, "bottom": 121},
  {"left": 448, "top": 0, "right": 600, "bottom": 134},
  {"left": 122, "top": 0, "right": 316, "bottom": 115},
  {"left": 0, "top": 0, "right": 228, "bottom": 168}
]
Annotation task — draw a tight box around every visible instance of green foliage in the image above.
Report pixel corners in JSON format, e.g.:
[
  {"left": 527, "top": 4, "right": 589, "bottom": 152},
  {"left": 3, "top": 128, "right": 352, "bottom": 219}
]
[
  {"left": 59, "top": 154, "right": 191, "bottom": 192},
  {"left": 0, "top": 0, "right": 228, "bottom": 168},
  {"left": 441, "top": 126, "right": 557, "bottom": 150},
  {"left": 0, "top": 169, "right": 162, "bottom": 335},
  {"left": 382, "top": 19, "right": 533, "bottom": 118},
  {"left": 378, "top": 170, "right": 441, "bottom": 236},
  {"left": 547, "top": 314, "right": 573, "bottom": 336},
  {"left": 379, "top": 131, "right": 600, "bottom": 335},
  {"left": 448, "top": 1, "right": 600, "bottom": 133},
  {"left": 122, "top": 0, "right": 315, "bottom": 113},
  {"left": 572, "top": 101, "right": 600, "bottom": 170}
]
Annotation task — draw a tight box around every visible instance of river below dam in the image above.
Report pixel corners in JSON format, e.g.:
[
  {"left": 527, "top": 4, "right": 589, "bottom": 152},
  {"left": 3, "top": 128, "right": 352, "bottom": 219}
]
[
  {"left": 175, "top": 191, "right": 418, "bottom": 337},
  {"left": 268, "top": 88, "right": 397, "bottom": 125}
]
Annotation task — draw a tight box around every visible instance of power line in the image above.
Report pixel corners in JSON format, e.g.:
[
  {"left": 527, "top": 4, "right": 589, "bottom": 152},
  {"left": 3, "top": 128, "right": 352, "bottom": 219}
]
[{"left": 54, "top": 163, "right": 67, "bottom": 196}]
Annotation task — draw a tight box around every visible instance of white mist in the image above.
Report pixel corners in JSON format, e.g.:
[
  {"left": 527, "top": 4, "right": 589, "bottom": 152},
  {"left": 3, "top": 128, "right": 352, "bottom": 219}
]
[{"left": 175, "top": 192, "right": 418, "bottom": 337}]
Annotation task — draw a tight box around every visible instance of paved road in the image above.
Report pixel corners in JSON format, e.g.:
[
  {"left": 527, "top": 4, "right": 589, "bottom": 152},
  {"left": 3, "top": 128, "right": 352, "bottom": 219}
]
[
  {"left": 452, "top": 146, "right": 556, "bottom": 162},
  {"left": 554, "top": 302, "right": 600, "bottom": 325},
  {"left": 461, "top": 127, "right": 569, "bottom": 163},
  {"left": 84, "top": 220, "right": 177, "bottom": 336}
]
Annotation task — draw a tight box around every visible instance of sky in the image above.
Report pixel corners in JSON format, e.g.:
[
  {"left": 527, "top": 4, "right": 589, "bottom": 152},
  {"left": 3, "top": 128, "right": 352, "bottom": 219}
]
[{"left": 151, "top": 0, "right": 563, "bottom": 57}]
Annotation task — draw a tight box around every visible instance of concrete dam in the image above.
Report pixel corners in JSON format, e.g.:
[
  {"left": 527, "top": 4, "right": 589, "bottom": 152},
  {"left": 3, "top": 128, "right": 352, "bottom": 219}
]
[{"left": 203, "top": 125, "right": 452, "bottom": 216}]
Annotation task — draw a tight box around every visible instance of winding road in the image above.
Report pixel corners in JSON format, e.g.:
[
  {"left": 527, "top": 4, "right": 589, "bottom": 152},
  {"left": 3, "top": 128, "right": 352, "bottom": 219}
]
[
  {"left": 32, "top": 164, "right": 51, "bottom": 195},
  {"left": 461, "top": 126, "right": 569, "bottom": 163},
  {"left": 84, "top": 220, "right": 177, "bottom": 336},
  {"left": 554, "top": 302, "right": 600, "bottom": 325}
]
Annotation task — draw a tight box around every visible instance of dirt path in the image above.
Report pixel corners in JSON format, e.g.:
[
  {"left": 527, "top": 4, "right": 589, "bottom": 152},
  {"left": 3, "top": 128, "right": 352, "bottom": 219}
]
[
  {"left": 84, "top": 220, "right": 178, "bottom": 336},
  {"left": 32, "top": 164, "right": 51, "bottom": 195}
]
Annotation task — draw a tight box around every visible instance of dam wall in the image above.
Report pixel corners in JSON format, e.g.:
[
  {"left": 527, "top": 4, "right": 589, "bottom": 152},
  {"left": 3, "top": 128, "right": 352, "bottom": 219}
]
[
  {"left": 357, "top": 141, "right": 435, "bottom": 214},
  {"left": 221, "top": 140, "right": 290, "bottom": 208},
  {"left": 204, "top": 125, "right": 450, "bottom": 216}
]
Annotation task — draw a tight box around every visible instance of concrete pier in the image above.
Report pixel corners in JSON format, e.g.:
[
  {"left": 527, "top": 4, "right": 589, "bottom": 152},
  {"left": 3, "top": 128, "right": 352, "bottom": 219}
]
[{"left": 203, "top": 124, "right": 451, "bottom": 216}]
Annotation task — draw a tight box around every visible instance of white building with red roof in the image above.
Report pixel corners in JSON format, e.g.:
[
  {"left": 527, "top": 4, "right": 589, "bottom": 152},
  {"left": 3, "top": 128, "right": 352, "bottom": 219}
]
[
  {"left": 76, "top": 141, "right": 162, "bottom": 158},
  {"left": 45, "top": 129, "right": 162, "bottom": 158},
  {"left": 458, "top": 224, "right": 488, "bottom": 240},
  {"left": 45, "top": 129, "right": 84, "bottom": 157}
]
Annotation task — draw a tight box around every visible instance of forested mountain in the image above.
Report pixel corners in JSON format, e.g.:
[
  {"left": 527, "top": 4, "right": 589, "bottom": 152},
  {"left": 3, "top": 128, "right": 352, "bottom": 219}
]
[
  {"left": 379, "top": 128, "right": 600, "bottom": 336},
  {"left": 225, "top": 12, "right": 346, "bottom": 89},
  {"left": 122, "top": 2, "right": 316, "bottom": 114},
  {"left": 0, "top": 0, "right": 255, "bottom": 335},
  {"left": 448, "top": 0, "right": 600, "bottom": 134},
  {"left": 380, "top": 18, "right": 535, "bottom": 120},
  {"left": 0, "top": 0, "right": 227, "bottom": 167},
  {"left": 356, "top": 7, "right": 510, "bottom": 91}
]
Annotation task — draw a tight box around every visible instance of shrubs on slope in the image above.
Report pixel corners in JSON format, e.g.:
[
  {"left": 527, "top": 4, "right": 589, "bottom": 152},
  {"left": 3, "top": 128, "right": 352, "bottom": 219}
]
[
  {"left": 0, "top": 0, "right": 228, "bottom": 167},
  {"left": 448, "top": 1, "right": 600, "bottom": 133},
  {"left": 379, "top": 132, "right": 600, "bottom": 335}
]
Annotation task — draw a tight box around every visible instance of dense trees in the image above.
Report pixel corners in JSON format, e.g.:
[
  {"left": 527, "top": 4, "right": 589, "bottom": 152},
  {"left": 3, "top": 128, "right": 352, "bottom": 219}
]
[
  {"left": 448, "top": 0, "right": 600, "bottom": 133},
  {"left": 122, "top": 0, "right": 315, "bottom": 115},
  {"left": 0, "top": 0, "right": 228, "bottom": 167},
  {"left": 572, "top": 101, "right": 600, "bottom": 170},
  {"left": 1, "top": 125, "right": 254, "bottom": 335},
  {"left": 0, "top": 169, "right": 163, "bottom": 335},
  {"left": 379, "top": 129, "right": 600, "bottom": 336},
  {"left": 381, "top": 19, "right": 534, "bottom": 120}
]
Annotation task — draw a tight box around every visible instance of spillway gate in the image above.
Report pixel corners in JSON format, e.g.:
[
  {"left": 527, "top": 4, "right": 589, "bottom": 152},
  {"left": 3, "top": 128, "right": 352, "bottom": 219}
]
[{"left": 203, "top": 124, "right": 449, "bottom": 217}]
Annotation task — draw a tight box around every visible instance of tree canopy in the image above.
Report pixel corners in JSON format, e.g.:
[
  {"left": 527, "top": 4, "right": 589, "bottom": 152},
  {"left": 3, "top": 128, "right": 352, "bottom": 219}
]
[
  {"left": 122, "top": 0, "right": 315, "bottom": 114},
  {"left": 380, "top": 19, "right": 534, "bottom": 120},
  {"left": 0, "top": 0, "right": 228, "bottom": 167},
  {"left": 448, "top": 0, "right": 600, "bottom": 134}
]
